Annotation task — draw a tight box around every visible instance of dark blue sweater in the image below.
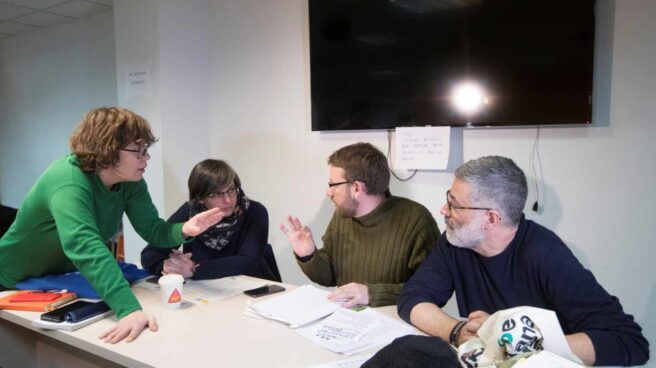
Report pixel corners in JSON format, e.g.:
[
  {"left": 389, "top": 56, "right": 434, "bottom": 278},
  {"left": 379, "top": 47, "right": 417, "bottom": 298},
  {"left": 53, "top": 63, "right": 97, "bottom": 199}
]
[
  {"left": 398, "top": 216, "right": 649, "bottom": 366},
  {"left": 140, "top": 200, "right": 274, "bottom": 281}
]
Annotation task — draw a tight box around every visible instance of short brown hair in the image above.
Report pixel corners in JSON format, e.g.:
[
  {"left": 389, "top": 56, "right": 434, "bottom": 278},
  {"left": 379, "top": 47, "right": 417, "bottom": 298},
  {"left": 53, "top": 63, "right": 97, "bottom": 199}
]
[
  {"left": 69, "top": 107, "right": 157, "bottom": 172},
  {"left": 328, "top": 142, "right": 389, "bottom": 195},
  {"left": 188, "top": 159, "right": 241, "bottom": 201}
]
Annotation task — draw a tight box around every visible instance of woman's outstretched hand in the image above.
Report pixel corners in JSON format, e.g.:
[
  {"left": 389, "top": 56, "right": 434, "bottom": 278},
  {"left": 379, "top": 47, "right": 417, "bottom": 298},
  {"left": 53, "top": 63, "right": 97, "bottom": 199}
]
[{"left": 181, "top": 207, "right": 227, "bottom": 237}]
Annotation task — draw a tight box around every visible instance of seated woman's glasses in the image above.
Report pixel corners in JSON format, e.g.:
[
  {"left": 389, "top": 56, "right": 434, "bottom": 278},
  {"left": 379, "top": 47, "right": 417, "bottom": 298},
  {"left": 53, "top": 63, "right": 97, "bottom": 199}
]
[{"left": 207, "top": 186, "right": 239, "bottom": 200}]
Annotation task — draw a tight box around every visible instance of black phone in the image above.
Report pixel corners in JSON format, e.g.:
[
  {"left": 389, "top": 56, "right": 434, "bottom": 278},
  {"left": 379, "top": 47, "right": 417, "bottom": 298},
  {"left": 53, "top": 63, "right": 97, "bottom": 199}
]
[
  {"left": 145, "top": 276, "right": 185, "bottom": 286},
  {"left": 40, "top": 300, "right": 94, "bottom": 323},
  {"left": 244, "top": 284, "right": 286, "bottom": 298}
]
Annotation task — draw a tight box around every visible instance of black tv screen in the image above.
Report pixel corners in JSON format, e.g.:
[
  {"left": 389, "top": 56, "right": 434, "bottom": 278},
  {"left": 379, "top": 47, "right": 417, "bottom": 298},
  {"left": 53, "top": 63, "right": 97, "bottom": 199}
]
[{"left": 309, "top": 0, "right": 596, "bottom": 131}]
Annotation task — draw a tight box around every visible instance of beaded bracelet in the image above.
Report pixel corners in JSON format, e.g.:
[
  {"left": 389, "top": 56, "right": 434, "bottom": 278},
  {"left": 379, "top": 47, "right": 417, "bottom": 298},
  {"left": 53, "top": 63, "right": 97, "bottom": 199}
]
[{"left": 449, "top": 320, "right": 467, "bottom": 347}]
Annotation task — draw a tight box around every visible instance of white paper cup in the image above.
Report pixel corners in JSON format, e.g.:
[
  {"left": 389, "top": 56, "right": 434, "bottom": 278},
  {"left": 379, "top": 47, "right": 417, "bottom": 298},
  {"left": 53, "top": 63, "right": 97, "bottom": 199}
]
[{"left": 158, "top": 274, "right": 184, "bottom": 309}]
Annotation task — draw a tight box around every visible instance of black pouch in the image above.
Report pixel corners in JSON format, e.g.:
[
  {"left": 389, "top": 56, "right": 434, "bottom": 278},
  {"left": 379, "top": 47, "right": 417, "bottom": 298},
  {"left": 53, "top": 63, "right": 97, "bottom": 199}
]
[{"left": 64, "top": 301, "right": 111, "bottom": 323}]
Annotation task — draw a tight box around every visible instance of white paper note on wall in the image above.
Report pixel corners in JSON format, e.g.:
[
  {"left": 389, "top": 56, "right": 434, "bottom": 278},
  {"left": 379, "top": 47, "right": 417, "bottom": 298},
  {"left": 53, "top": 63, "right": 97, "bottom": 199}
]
[
  {"left": 124, "top": 63, "right": 152, "bottom": 98},
  {"left": 394, "top": 127, "right": 450, "bottom": 170}
]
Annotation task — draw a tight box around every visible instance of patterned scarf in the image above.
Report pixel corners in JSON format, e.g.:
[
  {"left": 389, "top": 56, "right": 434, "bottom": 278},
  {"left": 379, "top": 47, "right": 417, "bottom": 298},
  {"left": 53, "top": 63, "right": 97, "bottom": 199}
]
[{"left": 189, "top": 189, "right": 251, "bottom": 251}]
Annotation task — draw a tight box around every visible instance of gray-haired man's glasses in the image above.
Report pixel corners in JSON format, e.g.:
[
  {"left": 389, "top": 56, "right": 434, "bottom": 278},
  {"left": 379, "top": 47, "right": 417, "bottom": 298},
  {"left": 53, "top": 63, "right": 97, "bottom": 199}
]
[{"left": 446, "top": 190, "right": 493, "bottom": 211}]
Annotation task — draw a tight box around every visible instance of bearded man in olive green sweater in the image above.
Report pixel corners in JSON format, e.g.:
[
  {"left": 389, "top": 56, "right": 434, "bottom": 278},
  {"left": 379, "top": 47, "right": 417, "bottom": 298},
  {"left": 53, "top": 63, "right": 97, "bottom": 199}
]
[{"left": 280, "top": 142, "right": 439, "bottom": 308}]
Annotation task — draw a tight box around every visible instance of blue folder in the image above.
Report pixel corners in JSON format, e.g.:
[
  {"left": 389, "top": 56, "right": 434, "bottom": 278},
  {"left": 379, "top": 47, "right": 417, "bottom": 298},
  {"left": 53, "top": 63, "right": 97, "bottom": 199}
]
[{"left": 16, "top": 262, "right": 149, "bottom": 298}]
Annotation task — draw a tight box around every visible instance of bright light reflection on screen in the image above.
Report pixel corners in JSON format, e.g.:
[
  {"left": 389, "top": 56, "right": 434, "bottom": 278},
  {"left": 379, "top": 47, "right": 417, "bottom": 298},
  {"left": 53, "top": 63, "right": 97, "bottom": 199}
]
[{"left": 451, "top": 81, "right": 488, "bottom": 115}]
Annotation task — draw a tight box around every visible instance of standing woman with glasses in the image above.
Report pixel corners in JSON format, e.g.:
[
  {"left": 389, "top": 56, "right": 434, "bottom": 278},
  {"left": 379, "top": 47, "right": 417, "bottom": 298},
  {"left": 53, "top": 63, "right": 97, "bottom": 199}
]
[
  {"left": 0, "top": 107, "right": 223, "bottom": 343},
  {"left": 141, "top": 159, "right": 275, "bottom": 281}
]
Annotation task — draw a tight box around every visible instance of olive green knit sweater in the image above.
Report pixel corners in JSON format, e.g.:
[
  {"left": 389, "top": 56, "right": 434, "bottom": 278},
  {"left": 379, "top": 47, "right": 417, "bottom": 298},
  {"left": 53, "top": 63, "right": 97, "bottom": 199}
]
[{"left": 298, "top": 196, "right": 439, "bottom": 307}]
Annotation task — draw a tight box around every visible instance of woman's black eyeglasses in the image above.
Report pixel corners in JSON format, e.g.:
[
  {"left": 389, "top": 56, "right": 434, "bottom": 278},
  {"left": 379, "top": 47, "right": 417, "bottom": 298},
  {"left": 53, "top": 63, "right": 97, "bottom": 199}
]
[
  {"left": 121, "top": 146, "right": 149, "bottom": 160},
  {"left": 207, "top": 186, "right": 239, "bottom": 200}
]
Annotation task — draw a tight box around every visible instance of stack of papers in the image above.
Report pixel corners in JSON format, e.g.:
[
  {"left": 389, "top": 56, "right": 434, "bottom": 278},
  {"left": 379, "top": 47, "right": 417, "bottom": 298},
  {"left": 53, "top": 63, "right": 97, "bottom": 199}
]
[
  {"left": 31, "top": 310, "right": 113, "bottom": 331},
  {"left": 245, "top": 285, "right": 342, "bottom": 328},
  {"left": 296, "top": 307, "right": 417, "bottom": 356}
]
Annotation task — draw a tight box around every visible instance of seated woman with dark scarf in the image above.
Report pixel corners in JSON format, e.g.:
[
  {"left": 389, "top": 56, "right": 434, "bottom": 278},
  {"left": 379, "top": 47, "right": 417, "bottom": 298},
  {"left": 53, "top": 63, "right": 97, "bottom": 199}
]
[{"left": 141, "top": 159, "right": 277, "bottom": 281}]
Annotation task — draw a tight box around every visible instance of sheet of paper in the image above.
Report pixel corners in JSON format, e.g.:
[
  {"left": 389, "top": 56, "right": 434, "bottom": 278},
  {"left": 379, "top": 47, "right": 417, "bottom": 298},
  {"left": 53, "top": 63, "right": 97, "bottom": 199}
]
[
  {"left": 299, "top": 308, "right": 381, "bottom": 350},
  {"left": 394, "top": 126, "right": 450, "bottom": 170},
  {"left": 518, "top": 350, "right": 585, "bottom": 367},
  {"left": 183, "top": 277, "right": 265, "bottom": 305},
  {"left": 247, "top": 285, "right": 342, "bottom": 328},
  {"left": 123, "top": 63, "right": 152, "bottom": 98},
  {"left": 309, "top": 353, "right": 375, "bottom": 368},
  {"left": 296, "top": 307, "right": 417, "bottom": 355}
]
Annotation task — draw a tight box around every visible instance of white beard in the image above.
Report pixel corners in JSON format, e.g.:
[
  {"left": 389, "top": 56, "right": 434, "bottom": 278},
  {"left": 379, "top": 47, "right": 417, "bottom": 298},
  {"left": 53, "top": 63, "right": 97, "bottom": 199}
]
[{"left": 445, "top": 215, "right": 485, "bottom": 249}]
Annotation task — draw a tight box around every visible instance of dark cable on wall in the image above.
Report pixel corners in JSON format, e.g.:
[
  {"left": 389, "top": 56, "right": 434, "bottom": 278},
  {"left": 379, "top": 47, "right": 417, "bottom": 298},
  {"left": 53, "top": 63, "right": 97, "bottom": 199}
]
[
  {"left": 387, "top": 130, "right": 417, "bottom": 182},
  {"left": 529, "top": 126, "right": 544, "bottom": 212}
]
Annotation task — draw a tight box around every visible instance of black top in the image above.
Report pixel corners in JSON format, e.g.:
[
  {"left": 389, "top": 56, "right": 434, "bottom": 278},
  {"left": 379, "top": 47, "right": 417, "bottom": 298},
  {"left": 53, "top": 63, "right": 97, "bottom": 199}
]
[
  {"left": 140, "top": 200, "right": 275, "bottom": 281},
  {"left": 398, "top": 215, "right": 649, "bottom": 366}
]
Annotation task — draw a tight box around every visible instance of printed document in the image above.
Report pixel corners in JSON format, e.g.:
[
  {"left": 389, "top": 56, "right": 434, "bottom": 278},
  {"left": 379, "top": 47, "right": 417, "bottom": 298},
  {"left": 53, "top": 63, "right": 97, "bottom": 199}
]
[{"left": 296, "top": 307, "right": 417, "bottom": 355}]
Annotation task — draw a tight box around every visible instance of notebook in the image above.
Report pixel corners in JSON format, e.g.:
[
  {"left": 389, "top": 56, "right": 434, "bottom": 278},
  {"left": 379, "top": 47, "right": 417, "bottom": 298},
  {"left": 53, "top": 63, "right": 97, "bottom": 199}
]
[{"left": 0, "top": 290, "right": 77, "bottom": 312}]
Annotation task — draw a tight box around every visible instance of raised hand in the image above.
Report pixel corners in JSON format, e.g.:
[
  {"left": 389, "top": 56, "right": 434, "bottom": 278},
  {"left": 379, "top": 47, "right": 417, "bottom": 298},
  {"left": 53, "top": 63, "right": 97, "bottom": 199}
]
[
  {"left": 328, "top": 282, "right": 369, "bottom": 308},
  {"left": 181, "top": 207, "right": 226, "bottom": 237},
  {"left": 279, "top": 215, "right": 316, "bottom": 257}
]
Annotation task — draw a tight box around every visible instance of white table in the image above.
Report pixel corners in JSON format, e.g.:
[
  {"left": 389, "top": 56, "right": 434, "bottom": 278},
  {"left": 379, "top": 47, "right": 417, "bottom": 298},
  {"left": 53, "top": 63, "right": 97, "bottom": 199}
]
[{"left": 0, "top": 278, "right": 403, "bottom": 368}]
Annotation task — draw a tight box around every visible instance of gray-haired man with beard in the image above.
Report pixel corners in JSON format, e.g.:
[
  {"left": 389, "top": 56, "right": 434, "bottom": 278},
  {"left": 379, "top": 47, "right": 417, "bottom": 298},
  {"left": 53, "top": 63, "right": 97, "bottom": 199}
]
[
  {"left": 280, "top": 142, "right": 440, "bottom": 308},
  {"left": 397, "top": 156, "right": 649, "bottom": 366}
]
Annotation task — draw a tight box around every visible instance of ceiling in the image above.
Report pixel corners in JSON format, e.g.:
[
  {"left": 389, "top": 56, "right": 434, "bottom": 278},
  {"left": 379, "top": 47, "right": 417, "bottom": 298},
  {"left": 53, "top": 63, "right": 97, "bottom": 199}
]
[{"left": 0, "top": 0, "right": 112, "bottom": 41}]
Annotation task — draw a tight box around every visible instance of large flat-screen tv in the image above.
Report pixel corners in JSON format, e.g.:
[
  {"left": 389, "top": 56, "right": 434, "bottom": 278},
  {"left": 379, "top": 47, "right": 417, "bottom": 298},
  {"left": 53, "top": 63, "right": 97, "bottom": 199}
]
[{"left": 309, "top": 0, "right": 596, "bottom": 131}]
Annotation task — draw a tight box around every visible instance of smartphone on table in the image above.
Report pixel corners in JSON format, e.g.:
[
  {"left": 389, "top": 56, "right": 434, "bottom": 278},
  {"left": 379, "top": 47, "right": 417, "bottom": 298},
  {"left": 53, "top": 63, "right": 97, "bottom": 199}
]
[
  {"left": 40, "top": 300, "right": 94, "bottom": 323},
  {"left": 244, "top": 285, "right": 286, "bottom": 298}
]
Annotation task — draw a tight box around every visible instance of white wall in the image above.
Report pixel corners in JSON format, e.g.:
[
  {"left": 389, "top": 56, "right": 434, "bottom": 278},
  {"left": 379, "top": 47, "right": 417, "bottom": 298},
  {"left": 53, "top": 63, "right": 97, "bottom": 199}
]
[
  {"left": 113, "top": 0, "right": 214, "bottom": 263},
  {"left": 0, "top": 11, "right": 117, "bottom": 206}
]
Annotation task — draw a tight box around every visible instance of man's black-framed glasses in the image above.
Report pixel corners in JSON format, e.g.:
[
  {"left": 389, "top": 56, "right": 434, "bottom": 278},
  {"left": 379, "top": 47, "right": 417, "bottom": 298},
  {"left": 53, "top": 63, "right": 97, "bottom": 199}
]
[
  {"left": 446, "top": 190, "right": 493, "bottom": 211},
  {"left": 121, "top": 145, "right": 149, "bottom": 160},
  {"left": 328, "top": 181, "right": 352, "bottom": 189}
]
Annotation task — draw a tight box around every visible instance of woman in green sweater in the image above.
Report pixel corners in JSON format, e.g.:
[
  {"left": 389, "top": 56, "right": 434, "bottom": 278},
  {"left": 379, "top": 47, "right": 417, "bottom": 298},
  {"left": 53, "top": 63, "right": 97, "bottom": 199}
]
[{"left": 0, "top": 107, "right": 223, "bottom": 343}]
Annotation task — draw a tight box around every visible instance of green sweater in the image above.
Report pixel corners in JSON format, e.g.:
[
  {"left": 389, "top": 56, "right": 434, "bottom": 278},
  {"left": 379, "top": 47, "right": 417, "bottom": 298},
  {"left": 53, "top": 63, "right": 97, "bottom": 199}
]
[
  {"left": 0, "top": 154, "right": 184, "bottom": 319},
  {"left": 298, "top": 196, "right": 439, "bottom": 307}
]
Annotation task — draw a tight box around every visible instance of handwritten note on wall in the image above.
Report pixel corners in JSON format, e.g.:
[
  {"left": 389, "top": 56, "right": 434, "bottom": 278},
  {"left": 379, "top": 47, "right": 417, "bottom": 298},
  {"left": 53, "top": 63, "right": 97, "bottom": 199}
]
[
  {"left": 394, "top": 127, "right": 450, "bottom": 170},
  {"left": 124, "top": 63, "right": 152, "bottom": 98}
]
